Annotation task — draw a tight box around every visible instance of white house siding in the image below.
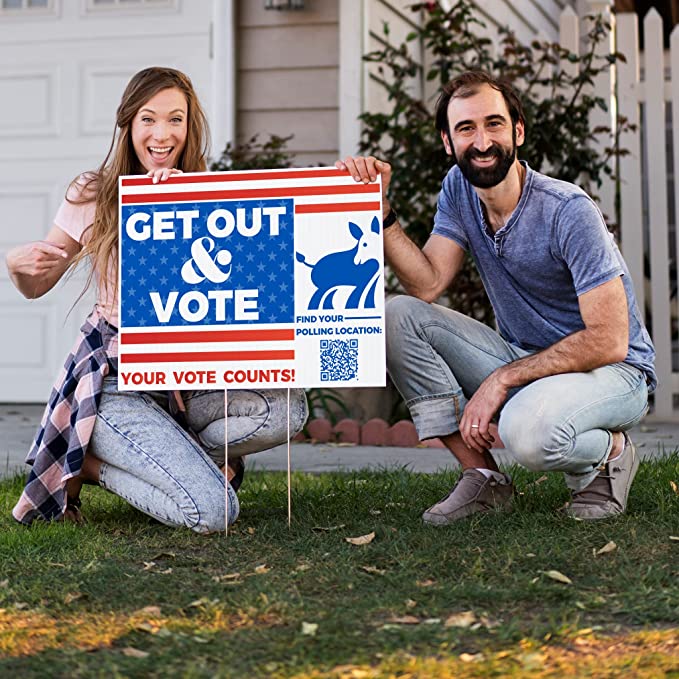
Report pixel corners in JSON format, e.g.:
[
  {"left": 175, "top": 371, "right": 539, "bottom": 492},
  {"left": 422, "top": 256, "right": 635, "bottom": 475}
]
[
  {"left": 236, "top": 0, "right": 340, "bottom": 167},
  {"left": 468, "top": 0, "right": 574, "bottom": 43}
]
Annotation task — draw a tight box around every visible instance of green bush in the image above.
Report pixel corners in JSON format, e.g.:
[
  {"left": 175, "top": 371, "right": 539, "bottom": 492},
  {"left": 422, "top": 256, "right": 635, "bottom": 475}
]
[
  {"left": 210, "top": 133, "right": 295, "bottom": 172},
  {"left": 359, "top": 0, "right": 631, "bottom": 324}
]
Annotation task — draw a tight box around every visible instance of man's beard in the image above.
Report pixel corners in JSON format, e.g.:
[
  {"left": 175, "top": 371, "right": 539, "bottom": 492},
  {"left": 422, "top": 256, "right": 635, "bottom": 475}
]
[{"left": 455, "top": 135, "right": 517, "bottom": 189}]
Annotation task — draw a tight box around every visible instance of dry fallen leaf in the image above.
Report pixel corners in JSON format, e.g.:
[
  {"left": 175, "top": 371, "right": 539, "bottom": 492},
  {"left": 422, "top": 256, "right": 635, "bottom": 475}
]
[
  {"left": 301, "top": 622, "right": 318, "bottom": 636},
  {"left": 479, "top": 615, "right": 501, "bottom": 629},
  {"left": 213, "top": 573, "right": 241, "bottom": 583},
  {"left": 459, "top": 652, "right": 484, "bottom": 663},
  {"left": 135, "top": 622, "right": 155, "bottom": 634},
  {"left": 386, "top": 615, "right": 420, "bottom": 625},
  {"left": 541, "top": 570, "right": 573, "bottom": 585},
  {"left": 345, "top": 531, "right": 376, "bottom": 546},
  {"left": 595, "top": 541, "right": 617, "bottom": 556},
  {"left": 295, "top": 564, "right": 311, "bottom": 572},
  {"left": 64, "top": 592, "right": 84, "bottom": 605},
  {"left": 528, "top": 475, "right": 549, "bottom": 486},
  {"left": 0, "top": 580, "right": 8, "bottom": 588},
  {"left": 444, "top": 611, "right": 477, "bottom": 628},
  {"left": 312, "top": 524, "right": 346, "bottom": 532},
  {"left": 360, "top": 565, "right": 386, "bottom": 576},
  {"left": 122, "top": 647, "right": 149, "bottom": 658},
  {"left": 142, "top": 561, "right": 156, "bottom": 571},
  {"left": 254, "top": 564, "right": 271, "bottom": 575},
  {"left": 247, "top": 527, "right": 256, "bottom": 535},
  {"left": 159, "top": 568, "right": 173, "bottom": 575},
  {"left": 187, "top": 597, "right": 215, "bottom": 608},
  {"left": 670, "top": 481, "right": 678, "bottom": 495},
  {"left": 369, "top": 509, "right": 382, "bottom": 516},
  {"left": 670, "top": 536, "right": 679, "bottom": 541},
  {"left": 416, "top": 579, "right": 436, "bottom": 588},
  {"left": 405, "top": 599, "right": 417, "bottom": 609},
  {"left": 150, "top": 552, "right": 176, "bottom": 560}
]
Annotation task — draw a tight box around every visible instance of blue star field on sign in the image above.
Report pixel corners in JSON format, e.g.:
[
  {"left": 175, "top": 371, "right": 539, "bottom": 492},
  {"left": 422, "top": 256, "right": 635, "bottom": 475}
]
[{"left": 120, "top": 198, "right": 294, "bottom": 327}]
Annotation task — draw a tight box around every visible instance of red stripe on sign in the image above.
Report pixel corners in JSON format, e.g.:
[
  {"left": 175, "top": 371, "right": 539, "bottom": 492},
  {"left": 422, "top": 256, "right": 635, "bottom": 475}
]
[
  {"left": 121, "top": 168, "right": 348, "bottom": 187},
  {"left": 121, "top": 183, "right": 379, "bottom": 204},
  {"left": 120, "top": 328, "right": 295, "bottom": 345},
  {"left": 120, "top": 350, "right": 295, "bottom": 363},
  {"left": 295, "top": 202, "right": 381, "bottom": 214}
]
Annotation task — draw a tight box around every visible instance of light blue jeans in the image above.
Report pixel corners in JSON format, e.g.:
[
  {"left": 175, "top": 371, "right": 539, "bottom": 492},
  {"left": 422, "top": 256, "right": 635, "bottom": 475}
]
[
  {"left": 90, "top": 377, "right": 308, "bottom": 533},
  {"left": 386, "top": 296, "right": 649, "bottom": 491}
]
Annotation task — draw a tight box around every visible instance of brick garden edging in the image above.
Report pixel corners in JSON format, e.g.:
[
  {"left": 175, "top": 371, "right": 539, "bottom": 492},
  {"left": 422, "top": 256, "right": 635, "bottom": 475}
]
[
  {"left": 296, "top": 418, "right": 505, "bottom": 448},
  {"left": 297, "top": 417, "right": 439, "bottom": 446}
]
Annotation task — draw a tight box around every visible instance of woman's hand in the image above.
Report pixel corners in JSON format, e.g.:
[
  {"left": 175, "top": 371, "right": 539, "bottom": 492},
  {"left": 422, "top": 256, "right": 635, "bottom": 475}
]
[
  {"left": 335, "top": 156, "right": 392, "bottom": 217},
  {"left": 6, "top": 226, "right": 80, "bottom": 299},
  {"left": 148, "top": 167, "right": 184, "bottom": 184},
  {"left": 6, "top": 240, "right": 68, "bottom": 278}
]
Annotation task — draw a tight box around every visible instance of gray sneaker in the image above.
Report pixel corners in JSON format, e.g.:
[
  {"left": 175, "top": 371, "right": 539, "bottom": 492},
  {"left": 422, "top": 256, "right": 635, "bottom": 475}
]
[
  {"left": 422, "top": 469, "right": 514, "bottom": 526},
  {"left": 564, "top": 434, "right": 639, "bottom": 520}
]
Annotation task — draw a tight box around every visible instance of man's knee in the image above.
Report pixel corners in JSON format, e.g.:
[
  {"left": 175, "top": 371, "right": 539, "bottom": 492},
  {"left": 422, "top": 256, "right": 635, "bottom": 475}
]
[
  {"left": 499, "top": 406, "right": 572, "bottom": 472},
  {"left": 386, "top": 294, "right": 426, "bottom": 325}
]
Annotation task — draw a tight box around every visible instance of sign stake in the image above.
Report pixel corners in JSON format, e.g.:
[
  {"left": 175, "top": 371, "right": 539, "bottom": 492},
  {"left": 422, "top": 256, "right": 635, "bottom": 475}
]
[
  {"left": 287, "top": 387, "right": 292, "bottom": 528},
  {"left": 224, "top": 388, "right": 229, "bottom": 536}
]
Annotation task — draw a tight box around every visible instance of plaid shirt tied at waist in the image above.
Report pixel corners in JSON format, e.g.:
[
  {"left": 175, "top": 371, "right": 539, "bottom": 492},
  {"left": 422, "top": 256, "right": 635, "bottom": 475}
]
[{"left": 12, "top": 309, "right": 118, "bottom": 524}]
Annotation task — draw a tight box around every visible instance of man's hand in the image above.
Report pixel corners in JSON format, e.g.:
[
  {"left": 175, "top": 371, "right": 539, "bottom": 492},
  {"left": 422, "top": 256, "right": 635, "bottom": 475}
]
[
  {"left": 459, "top": 371, "right": 509, "bottom": 452},
  {"left": 335, "top": 156, "right": 391, "bottom": 217}
]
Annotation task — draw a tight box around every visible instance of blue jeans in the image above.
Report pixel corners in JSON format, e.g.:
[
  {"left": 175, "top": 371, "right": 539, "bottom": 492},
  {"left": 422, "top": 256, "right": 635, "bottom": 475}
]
[
  {"left": 386, "top": 296, "right": 649, "bottom": 491},
  {"left": 90, "top": 377, "right": 308, "bottom": 533}
]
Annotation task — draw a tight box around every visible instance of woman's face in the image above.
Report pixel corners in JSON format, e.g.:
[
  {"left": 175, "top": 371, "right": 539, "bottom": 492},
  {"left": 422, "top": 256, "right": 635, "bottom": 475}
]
[{"left": 131, "top": 87, "right": 188, "bottom": 173}]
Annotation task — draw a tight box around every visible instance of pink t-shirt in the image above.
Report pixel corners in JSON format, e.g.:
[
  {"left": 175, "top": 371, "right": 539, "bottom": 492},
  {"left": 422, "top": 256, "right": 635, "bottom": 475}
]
[{"left": 54, "top": 180, "right": 118, "bottom": 326}]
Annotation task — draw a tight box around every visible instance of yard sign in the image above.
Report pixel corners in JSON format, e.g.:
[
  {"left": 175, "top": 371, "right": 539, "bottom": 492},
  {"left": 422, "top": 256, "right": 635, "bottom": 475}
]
[{"left": 117, "top": 167, "right": 386, "bottom": 391}]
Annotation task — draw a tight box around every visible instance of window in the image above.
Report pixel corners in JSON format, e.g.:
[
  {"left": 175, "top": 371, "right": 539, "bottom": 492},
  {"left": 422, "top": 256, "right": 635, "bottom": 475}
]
[
  {"left": 0, "top": 0, "right": 53, "bottom": 11},
  {"left": 85, "top": 0, "right": 176, "bottom": 9}
]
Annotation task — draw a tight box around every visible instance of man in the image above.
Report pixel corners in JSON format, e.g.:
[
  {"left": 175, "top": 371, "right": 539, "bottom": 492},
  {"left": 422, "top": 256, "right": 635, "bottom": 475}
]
[{"left": 337, "top": 71, "right": 656, "bottom": 524}]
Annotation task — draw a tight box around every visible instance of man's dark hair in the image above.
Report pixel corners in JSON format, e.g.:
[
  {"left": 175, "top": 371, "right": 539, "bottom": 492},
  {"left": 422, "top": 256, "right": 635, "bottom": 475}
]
[{"left": 434, "top": 71, "right": 525, "bottom": 140}]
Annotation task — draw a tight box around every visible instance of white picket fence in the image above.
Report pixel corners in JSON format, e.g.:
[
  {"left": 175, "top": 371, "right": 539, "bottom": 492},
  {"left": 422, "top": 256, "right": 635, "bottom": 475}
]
[
  {"left": 559, "top": 7, "right": 678, "bottom": 421},
  {"left": 616, "top": 10, "right": 678, "bottom": 421}
]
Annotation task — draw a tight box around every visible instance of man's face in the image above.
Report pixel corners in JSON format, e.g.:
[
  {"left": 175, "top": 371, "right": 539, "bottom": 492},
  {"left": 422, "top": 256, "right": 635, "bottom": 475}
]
[{"left": 442, "top": 84, "right": 524, "bottom": 189}]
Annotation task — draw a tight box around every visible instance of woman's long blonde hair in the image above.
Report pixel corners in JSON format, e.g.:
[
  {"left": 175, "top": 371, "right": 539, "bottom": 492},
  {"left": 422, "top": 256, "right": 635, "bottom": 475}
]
[{"left": 69, "top": 67, "right": 210, "bottom": 300}]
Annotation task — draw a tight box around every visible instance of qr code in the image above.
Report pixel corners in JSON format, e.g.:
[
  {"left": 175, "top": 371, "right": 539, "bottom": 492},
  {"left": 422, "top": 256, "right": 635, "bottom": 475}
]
[{"left": 320, "top": 339, "right": 358, "bottom": 381}]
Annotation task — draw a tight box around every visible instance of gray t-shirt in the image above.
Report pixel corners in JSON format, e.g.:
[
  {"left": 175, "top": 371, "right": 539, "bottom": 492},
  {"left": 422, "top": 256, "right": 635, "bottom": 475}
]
[{"left": 432, "top": 162, "right": 657, "bottom": 391}]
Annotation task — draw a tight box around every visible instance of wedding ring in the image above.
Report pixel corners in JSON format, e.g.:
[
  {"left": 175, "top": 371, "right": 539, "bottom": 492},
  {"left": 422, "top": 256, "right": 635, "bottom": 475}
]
[{"left": 470, "top": 424, "right": 480, "bottom": 429}]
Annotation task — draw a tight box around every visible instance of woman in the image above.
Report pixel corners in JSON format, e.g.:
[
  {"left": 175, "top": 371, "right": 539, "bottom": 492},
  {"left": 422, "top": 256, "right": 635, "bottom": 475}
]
[{"left": 6, "top": 67, "right": 308, "bottom": 532}]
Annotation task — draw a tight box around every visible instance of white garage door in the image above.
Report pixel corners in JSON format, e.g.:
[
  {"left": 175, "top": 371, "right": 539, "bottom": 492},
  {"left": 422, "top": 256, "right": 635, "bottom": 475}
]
[{"left": 0, "top": 0, "right": 217, "bottom": 401}]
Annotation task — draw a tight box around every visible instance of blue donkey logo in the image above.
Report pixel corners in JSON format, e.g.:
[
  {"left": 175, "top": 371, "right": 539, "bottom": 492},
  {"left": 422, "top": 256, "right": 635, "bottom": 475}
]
[{"left": 296, "top": 216, "right": 382, "bottom": 310}]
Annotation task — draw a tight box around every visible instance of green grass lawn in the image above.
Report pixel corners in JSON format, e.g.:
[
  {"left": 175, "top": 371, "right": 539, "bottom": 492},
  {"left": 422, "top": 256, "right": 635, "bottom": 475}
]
[{"left": 0, "top": 456, "right": 677, "bottom": 678}]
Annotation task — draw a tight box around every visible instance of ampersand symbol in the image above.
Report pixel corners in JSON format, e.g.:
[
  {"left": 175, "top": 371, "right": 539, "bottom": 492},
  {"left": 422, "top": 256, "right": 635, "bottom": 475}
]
[{"left": 181, "top": 237, "right": 233, "bottom": 284}]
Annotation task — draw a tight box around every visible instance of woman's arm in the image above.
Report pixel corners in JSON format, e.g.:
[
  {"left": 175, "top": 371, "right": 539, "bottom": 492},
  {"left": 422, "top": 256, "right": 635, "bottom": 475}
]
[{"left": 6, "top": 225, "right": 81, "bottom": 299}]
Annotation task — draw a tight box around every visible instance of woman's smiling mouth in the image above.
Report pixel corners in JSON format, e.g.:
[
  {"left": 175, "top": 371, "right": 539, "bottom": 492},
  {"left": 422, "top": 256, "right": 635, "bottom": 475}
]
[{"left": 149, "top": 146, "right": 173, "bottom": 161}]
